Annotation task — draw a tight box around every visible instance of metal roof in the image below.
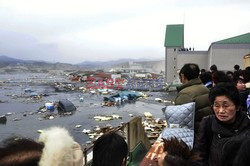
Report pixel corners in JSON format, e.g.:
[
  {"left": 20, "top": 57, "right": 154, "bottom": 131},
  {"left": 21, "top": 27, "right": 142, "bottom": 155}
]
[
  {"left": 164, "top": 24, "right": 184, "bottom": 47},
  {"left": 213, "top": 32, "right": 250, "bottom": 44}
]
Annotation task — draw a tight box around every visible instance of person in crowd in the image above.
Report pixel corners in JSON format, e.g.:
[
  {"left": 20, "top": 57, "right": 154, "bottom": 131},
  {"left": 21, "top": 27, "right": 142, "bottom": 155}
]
[
  {"left": 200, "top": 71, "right": 213, "bottom": 89},
  {"left": 233, "top": 67, "right": 243, "bottom": 81},
  {"left": 234, "top": 64, "right": 240, "bottom": 71},
  {"left": 211, "top": 71, "right": 231, "bottom": 86},
  {"left": 200, "top": 69, "right": 206, "bottom": 75},
  {"left": 194, "top": 82, "right": 250, "bottom": 166},
  {"left": 234, "top": 77, "right": 249, "bottom": 112},
  {"left": 176, "top": 63, "right": 212, "bottom": 133},
  {"left": 209, "top": 65, "right": 217, "bottom": 74},
  {"left": 158, "top": 137, "right": 200, "bottom": 166},
  {"left": 0, "top": 126, "right": 84, "bottom": 166},
  {"left": 0, "top": 137, "right": 43, "bottom": 166},
  {"left": 93, "top": 131, "right": 128, "bottom": 166},
  {"left": 226, "top": 71, "right": 234, "bottom": 81},
  {"left": 242, "top": 69, "right": 250, "bottom": 89}
]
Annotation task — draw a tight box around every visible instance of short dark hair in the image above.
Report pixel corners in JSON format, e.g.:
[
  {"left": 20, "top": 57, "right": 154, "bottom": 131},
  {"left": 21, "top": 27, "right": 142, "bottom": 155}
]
[
  {"left": 212, "top": 71, "right": 231, "bottom": 85},
  {"left": 242, "top": 69, "right": 250, "bottom": 83},
  {"left": 93, "top": 132, "right": 128, "bottom": 166},
  {"left": 234, "top": 64, "right": 240, "bottom": 70},
  {"left": 210, "top": 65, "right": 217, "bottom": 72},
  {"left": 200, "top": 71, "right": 212, "bottom": 84},
  {"left": 0, "top": 137, "right": 44, "bottom": 166},
  {"left": 180, "top": 63, "right": 200, "bottom": 80},
  {"left": 162, "top": 138, "right": 199, "bottom": 166},
  {"left": 209, "top": 82, "right": 240, "bottom": 108}
]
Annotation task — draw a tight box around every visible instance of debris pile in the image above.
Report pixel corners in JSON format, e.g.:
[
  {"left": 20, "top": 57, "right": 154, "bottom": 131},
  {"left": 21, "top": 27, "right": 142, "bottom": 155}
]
[
  {"left": 93, "top": 114, "right": 122, "bottom": 121},
  {"left": 143, "top": 112, "right": 167, "bottom": 142},
  {"left": 82, "top": 124, "right": 116, "bottom": 145}
]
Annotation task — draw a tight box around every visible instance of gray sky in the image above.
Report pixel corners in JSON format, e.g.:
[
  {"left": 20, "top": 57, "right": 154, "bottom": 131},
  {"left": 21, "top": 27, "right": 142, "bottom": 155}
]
[{"left": 0, "top": 0, "right": 249, "bottom": 64}]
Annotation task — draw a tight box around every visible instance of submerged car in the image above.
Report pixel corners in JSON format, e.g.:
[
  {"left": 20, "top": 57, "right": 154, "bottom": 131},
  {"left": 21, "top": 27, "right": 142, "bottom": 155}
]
[{"left": 57, "top": 99, "right": 76, "bottom": 113}]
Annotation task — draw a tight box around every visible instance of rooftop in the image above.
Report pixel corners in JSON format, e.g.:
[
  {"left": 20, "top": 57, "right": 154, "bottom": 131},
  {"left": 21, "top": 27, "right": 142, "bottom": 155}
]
[
  {"left": 213, "top": 32, "right": 250, "bottom": 44},
  {"left": 164, "top": 24, "right": 184, "bottom": 48}
]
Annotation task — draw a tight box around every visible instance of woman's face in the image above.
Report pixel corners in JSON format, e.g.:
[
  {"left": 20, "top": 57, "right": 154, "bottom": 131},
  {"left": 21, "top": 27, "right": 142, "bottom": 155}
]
[
  {"left": 213, "top": 96, "right": 238, "bottom": 123},
  {"left": 236, "top": 80, "right": 246, "bottom": 91}
]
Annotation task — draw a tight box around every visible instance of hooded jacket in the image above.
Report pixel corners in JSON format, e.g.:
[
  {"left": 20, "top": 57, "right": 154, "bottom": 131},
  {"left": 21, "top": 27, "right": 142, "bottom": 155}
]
[
  {"left": 175, "top": 78, "right": 213, "bottom": 132},
  {"left": 38, "top": 127, "right": 83, "bottom": 166}
]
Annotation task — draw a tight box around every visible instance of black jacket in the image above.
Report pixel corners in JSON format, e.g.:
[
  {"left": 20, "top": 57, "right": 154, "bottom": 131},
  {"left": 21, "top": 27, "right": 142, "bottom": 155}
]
[{"left": 193, "top": 111, "right": 250, "bottom": 166}]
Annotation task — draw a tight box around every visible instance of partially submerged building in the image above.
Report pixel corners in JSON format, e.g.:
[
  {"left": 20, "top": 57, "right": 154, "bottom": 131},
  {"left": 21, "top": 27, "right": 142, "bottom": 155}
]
[{"left": 164, "top": 24, "right": 250, "bottom": 83}]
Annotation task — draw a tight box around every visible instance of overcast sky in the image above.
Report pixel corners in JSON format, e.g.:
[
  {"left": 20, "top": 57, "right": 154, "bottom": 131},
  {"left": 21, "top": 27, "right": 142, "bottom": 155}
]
[{"left": 0, "top": 0, "right": 249, "bottom": 64}]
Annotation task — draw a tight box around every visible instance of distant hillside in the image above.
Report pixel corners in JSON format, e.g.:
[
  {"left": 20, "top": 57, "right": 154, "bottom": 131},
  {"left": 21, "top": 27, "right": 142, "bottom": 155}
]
[
  {"left": 0, "top": 55, "right": 164, "bottom": 72},
  {"left": 0, "top": 55, "right": 77, "bottom": 70},
  {"left": 77, "top": 58, "right": 152, "bottom": 69}
]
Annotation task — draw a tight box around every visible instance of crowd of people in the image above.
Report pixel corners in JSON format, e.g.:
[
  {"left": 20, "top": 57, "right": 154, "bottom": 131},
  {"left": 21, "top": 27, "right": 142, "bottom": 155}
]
[
  {"left": 174, "top": 63, "right": 250, "bottom": 166},
  {"left": 0, "top": 63, "right": 250, "bottom": 166}
]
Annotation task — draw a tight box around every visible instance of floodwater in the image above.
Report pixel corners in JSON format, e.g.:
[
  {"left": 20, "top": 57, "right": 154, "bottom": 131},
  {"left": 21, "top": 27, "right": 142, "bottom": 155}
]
[{"left": 0, "top": 72, "right": 176, "bottom": 146}]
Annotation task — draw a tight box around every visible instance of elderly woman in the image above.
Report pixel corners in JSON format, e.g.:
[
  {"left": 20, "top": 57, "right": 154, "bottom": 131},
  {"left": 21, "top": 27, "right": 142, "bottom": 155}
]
[{"left": 193, "top": 82, "right": 250, "bottom": 166}]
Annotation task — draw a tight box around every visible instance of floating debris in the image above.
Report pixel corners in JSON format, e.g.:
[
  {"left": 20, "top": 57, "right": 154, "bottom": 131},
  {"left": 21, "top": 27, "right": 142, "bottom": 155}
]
[
  {"left": 13, "top": 118, "right": 21, "bottom": 121},
  {"left": 57, "top": 99, "right": 76, "bottom": 113},
  {"left": 82, "top": 124, "right": 115, "bottom": 144},
  {"left": 38, "top": 117, "right": 43, "bottom": 121},
  {"left": 142, "top": 116, "right": 167, "bottom": 142},
  {"left": 49, "top": 116, "right": 54, "bottom": 120},
  {"left": 45, "top": 102, "right": 55, "bottom": 112},
  {"left": 24, "top": 88, "right": 34, "bottom": 93},
  {"left": 90, "top": 90, "right": 96, "bottom": 94},
  {"left": 94, "top": 114, "right": 122, "bottom": 121},
  {"left": 29, "top": 112, "right": 34, "bottom": 115},
  {"left": 155, "top": 98, "right": 162, "bottom": 102},
  {"left": 75, "top": 125, "right": 82, "bottom": 128},
  {"left": 6, "top": 112, "right": 13, "bottom": 116},
  {"left": 79, "top": 97, "right": 84, "bottom": 102},
  {"left": 129, "top": 114, "right": 134, "bottom": 117},
  {"left": 94, "top": 116, "right": 113, "bottom": 121},
  {"left": 0, "top": 115, "right": 7, "bottom": 124},
  {"left": 85, "top": 141, "right": 92, "bottom": 144},
  {"left": 102, "top": 91, "right": 109, "bottom": 95},
  {"left": 163, "top": 100, "right": 172, "bottom": 104},
  {"left": 111, "top": 114, "right": 122, "bottom": 119},
  {"left": 37, "top": 130, "right": 43, "bottom": 133},
  {"left": 144, "top": 112, "right": 153, "bottom": 118},
  {"left": 82, "top": 129, "right": 91, "bottom": 134}
]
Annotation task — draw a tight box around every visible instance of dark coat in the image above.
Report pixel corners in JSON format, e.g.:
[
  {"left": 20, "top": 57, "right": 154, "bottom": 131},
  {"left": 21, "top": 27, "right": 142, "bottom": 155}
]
[
  {"left": 175, "top": 78, "right": 213, "bottom": 132},
  {"left": 194, "top": 111, "right": 250, "bottom": 166},
  {"left": 239, "top": 89, "right": 249, "bottom": 112}
]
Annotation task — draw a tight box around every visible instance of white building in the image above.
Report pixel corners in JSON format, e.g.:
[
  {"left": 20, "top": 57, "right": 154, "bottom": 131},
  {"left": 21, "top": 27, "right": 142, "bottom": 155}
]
[
  {"left": 165, "top": 24, "right": 250, "bottom": 83},
  {"left": 120, "top": 61, "right": 152, "bottom": 74}
]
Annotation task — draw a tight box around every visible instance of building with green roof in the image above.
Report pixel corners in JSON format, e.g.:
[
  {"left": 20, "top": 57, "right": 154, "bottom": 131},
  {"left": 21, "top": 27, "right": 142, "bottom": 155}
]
[
  {"left": 213, "top": 32, "right": 250, "bottom": 44},
  {"left": 164, "top": 24, "right": 184, "bottom": 48},
  {"left": 164, "top": 25, "right": 250, "bottom": 83}
]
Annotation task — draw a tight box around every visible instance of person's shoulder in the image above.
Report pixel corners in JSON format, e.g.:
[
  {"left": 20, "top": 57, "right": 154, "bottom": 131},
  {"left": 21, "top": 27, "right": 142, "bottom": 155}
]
[{"left": 202, "top": 115, "right": 215, "bottom": 124}]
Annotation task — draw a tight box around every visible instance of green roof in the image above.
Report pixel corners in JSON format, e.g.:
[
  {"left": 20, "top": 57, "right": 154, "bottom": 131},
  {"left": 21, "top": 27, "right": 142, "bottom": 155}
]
[
  {"left": 164, "top": 24, "right": 184, "bottom": 47},
  {"left": 214, "top": 32, "right": 250, "bottom": 44}
]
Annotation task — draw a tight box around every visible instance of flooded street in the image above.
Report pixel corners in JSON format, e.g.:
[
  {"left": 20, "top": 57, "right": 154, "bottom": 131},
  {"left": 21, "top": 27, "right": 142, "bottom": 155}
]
[{"left": 0, "top": 72, "right": 176, "bottom": 146}]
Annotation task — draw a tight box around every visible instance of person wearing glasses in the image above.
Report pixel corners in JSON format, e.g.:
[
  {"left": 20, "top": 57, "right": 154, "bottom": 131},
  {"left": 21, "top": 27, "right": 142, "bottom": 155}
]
[{"left": 193, "top": 82, "right": 250, "bottom": 166}]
